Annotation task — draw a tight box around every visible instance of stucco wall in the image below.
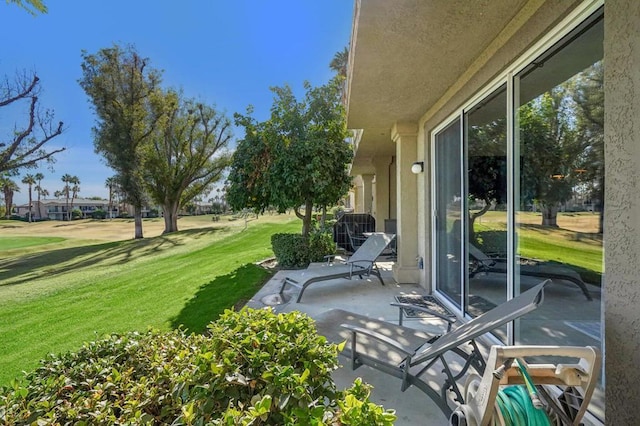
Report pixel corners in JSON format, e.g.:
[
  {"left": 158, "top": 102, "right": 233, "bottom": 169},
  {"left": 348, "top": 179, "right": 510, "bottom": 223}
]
[
  {"left": 604, "top": 0, "right": 640, "bottom": 423},
  {"left": 420, "top": 0, "right": 581, "bottom": 131}
]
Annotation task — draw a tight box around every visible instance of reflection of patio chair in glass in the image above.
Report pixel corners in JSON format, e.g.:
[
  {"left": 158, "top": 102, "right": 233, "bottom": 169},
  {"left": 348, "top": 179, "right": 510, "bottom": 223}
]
[
  {"left": 313, "top": 281, "right": 549, "bottom": 417},
  {"left": 450, "top": 220, "right": 593, "bottom": 300},
  {"left": 279, "top": 233, "right": 396, "bottom": 303},
  {"left": 469, "top": 237, "right": 593, "bottom": 301}
]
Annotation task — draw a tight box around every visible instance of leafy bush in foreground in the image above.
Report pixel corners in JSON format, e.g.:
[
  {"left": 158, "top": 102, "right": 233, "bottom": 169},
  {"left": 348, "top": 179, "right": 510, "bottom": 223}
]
[{"left": 0, "top": 308, "right": 396, "bottom": 425}]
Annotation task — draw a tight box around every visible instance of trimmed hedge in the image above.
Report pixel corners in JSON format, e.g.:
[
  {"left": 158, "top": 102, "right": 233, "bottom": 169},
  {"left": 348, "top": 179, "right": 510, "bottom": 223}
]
[
  {"left": 271, "top": 233, "right": 309, "bottom": 268},
  {"left": 0, "top": 308, "right": 396, "bottom": 425},
  {"left": 271, "top": 232, "right": 337, "bottom": 269}
]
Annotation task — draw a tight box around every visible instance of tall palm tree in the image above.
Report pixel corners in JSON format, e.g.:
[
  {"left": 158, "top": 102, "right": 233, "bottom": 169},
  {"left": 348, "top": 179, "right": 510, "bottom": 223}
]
[
  {"left": 34, "top": 172, "right": 45, "bottom": 219},
  {"left": 105, "top": 176, "right": 117, "bottom": 219},
  {"left": 21, "top": 174, "right": 36, "bottom": 222},
  {"left": 69, "top": 175, "right": 80, "bottom": 219},
  {"left": 1, "top": 177, "right": 19, "bottom": 219},
  {"left": 329, "top": 46, "right": 349, "bottom": 78},
  {"left": 330, "top": 46, "right": 349, "bottom": 104},
  {"left": 60, "top": 174, "right": 72, "bottom": 220}
]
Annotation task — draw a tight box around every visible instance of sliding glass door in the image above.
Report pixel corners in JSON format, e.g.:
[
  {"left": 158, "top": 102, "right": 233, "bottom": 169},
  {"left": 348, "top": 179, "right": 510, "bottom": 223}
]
[
  {"left": 464, "top": 85, "right": 508, "bottom": 339},
  {"left": 433, "top": 119, "right": 462, "bottom": 306},
  {"left": 432, "top": 9, "right": 603, "bottom": 347}
]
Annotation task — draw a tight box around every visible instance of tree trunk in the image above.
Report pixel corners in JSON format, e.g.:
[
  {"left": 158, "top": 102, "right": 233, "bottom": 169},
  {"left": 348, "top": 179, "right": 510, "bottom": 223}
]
[
  {"left": 302, "top": 199, "right": 313, "bottom": 238},
  {"left": 27, "top": 187, "right": 32, "bottom": 223},
  {"left": 134, "top": 206, "right": 144, "bottom": 239},
  {"left": 541, "top": 204, "right": 559, "bottom": 227},
  {"left": 162, "top": 202, "right": 179, "bottom": 234},
  {"left": 320, "top": 206, "right": 327, "bottom": 230},
  {"left": 3, "top": 190, "right": 12, "bottom": 219}
]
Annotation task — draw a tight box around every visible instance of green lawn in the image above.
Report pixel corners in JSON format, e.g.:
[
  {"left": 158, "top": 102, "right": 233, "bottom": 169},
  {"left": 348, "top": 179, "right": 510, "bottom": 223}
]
[
  {"left": 0, "top": 236, "right": 66, "bottom": 251},
  {"left": 0, "top": 217, "right": 300, "bottom": 385}
]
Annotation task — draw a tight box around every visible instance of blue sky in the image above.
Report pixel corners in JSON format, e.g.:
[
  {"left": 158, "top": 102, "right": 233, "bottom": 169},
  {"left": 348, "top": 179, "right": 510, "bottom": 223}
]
[{"left": 1, "top": 1, "right": 353, "bottom": 204}]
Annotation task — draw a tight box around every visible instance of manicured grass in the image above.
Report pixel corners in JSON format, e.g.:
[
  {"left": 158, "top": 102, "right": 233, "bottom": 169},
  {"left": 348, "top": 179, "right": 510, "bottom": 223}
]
[
  {"left": 0, "top": 217, "right": 300, "bottom": 386},
  {"left": 0, "top": 236, "right": 66, "bottom": 251}
]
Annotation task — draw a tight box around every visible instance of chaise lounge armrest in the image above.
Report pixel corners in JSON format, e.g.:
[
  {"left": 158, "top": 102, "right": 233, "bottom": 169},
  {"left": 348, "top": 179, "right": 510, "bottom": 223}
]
[
  {"left": 341, "top": 323, "right": 416, "bottom": 357},
  {"left": 390, "top": 302, "right": 456, "bottom": 330}
]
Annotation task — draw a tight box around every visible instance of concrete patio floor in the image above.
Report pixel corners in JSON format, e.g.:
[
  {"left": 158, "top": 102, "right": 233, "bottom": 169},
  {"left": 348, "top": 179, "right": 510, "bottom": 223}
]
[
  {"left": 245, "top": 258, "right": 604, "bottom": 425},
  {"left": 245, "top": 261, "right": 452, "bottom": 425}
]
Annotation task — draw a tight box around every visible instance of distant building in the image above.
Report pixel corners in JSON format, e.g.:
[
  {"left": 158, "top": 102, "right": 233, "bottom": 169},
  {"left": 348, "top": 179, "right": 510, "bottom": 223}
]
[{"left": 15, "top": 198, "right": 118, "bottom": 220}]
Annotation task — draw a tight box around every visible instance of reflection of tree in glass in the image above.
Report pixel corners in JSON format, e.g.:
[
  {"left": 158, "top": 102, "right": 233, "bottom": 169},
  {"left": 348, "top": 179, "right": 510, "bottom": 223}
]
[
  {"left": 517, "top": 62, "right": 604, "bottom": 230},
  {"left": 519, "top": 86, "right": 579, "bottom": 227},
  {"left": 572, "top": 61, "right": 604, "bottom": 233},
  {"left": 467, "top": 117, "right": 507, "bottom": 241}
]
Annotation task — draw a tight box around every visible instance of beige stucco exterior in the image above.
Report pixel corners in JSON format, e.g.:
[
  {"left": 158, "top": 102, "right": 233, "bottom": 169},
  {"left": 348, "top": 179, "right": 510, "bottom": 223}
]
[
  {"left": 603, "top": 0, "right": 640, "bottom": 423},
  {"left": 346, "top": 0, "right": 640, "bottom": 422}
]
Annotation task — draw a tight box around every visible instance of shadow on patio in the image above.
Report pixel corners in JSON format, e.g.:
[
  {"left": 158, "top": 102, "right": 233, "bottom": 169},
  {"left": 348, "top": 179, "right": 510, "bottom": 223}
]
[{"left": 246, "top": 259, "right": 603, "bottom": 425}]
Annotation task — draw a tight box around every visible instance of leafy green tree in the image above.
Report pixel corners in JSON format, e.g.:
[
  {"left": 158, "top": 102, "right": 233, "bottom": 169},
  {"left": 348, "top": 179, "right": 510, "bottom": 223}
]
[
  {"left": 80, "top": 44, "right": 163, "bottom": 238},
  {"left": 228, "top": 78, "right": 353, "bottom": 237},
  {"left": 5, "top": 0, "right": 46, "bottom": 15},
  {"left": 0, "top": 72, "right": 65, "bottom": 174},
  {"left": 20, "top": 173, "right": 36, "bottom": 222},
  {"left": 105, "top": 176, "right": 118, "bottom": 219},
  {"left": 143, "top": 90, "right": 232, "bottom": 233},
  {"left": 1, "top": 176, "right": 19, "bottom": 219}
]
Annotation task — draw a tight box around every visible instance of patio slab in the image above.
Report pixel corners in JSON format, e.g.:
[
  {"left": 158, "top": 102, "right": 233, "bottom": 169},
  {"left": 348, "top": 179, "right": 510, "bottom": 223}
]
[{"left": 246, "top": 262, "right": 451, "bottom": 425}]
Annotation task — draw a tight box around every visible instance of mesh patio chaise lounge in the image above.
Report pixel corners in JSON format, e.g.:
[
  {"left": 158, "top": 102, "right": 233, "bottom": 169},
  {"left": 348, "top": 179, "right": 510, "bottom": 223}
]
[
  {"left": 279, "top": 232, "right": 396, "bottom": 303},
  {"left": 312, "top": 280, "right": 549, "bottom": 417}
]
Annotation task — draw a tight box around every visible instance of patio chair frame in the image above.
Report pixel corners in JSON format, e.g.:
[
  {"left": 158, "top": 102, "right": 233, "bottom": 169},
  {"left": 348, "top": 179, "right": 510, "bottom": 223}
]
[
  {"left": 279, "top": 232, "right": 395, "bottom": 302},
  {"left": 313, "top": 280, "right": 549, "bottom": 416}
]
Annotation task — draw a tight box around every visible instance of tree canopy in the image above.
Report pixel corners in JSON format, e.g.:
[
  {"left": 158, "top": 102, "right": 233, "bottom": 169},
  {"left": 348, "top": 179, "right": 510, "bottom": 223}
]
[
  {"left": 0, "top": 72, "right": 65, "bottom": 175},
  {"left": 143, "top": 90, "right": 232, "bottom": 233},
  {"left": 227, "top": 78, "right": 353, "bottom": 237},
  {"left": 79, "top": 44, "right": 163, "bottom": 238},
  {"left": 6, "top": 0, "right": 47, "bottom": 15}
]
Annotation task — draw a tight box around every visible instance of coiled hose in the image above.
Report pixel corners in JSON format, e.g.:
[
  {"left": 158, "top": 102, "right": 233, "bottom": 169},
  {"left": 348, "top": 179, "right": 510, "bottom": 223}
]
[{"left": 493, "top": 359, "right": 552, "bottom": 426}]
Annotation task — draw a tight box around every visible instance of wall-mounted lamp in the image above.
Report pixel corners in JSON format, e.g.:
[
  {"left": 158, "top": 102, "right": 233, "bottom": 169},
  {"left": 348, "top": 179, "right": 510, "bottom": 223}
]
[{"left": 411, "top": 161, "right": 424, "bottom": 174}]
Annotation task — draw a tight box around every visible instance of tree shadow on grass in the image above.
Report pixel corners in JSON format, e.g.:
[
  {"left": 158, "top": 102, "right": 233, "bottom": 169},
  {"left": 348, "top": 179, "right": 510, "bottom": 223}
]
[
  {"left": 0, "top": 226, "right": 228, "bottom": 287},
  {"left": 170, "top": 263, "right": 272, "bottom": 334}
]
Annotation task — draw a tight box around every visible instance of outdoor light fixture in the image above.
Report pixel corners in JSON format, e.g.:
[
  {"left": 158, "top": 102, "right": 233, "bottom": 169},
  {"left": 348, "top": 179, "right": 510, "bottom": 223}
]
[{"left": 411, "top": 161, "right": 424, "bottom": 174}]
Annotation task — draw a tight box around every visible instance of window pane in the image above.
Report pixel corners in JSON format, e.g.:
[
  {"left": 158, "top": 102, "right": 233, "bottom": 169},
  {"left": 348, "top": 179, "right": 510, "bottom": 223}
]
[
  {"left": 465, "top": 85, "right": 508, "bottom": 340},
  {"left": 434, "top": 118, "right": 462, "bottom": 306},
  {"left": 515, "top": 13, "right": 603, "bottom": 418}
]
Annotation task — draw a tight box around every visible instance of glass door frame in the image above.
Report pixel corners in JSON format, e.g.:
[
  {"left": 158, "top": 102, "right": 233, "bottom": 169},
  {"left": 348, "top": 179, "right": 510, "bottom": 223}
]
[{"left": 429, "top": 1, "right": 604, "bottom": 346}]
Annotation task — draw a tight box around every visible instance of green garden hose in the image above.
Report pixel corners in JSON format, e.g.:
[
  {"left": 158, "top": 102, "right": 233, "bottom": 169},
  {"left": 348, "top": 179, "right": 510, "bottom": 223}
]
[{"left": 492, "top": 359, "right": 552, "bottom": 426}]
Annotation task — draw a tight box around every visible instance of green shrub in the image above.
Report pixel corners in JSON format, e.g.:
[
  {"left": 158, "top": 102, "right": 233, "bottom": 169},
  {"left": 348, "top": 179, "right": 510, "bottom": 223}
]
[
  {"left": 71, "top": 209, "right": 82, "bottom": 219},
  {"left": 271, "top": 233, "right": 309, "bottom": 268},
  {"left": 474, "top": 230, "right": 508, "bottom": 257},
  {"left": 92, "top": 209, "right": 107, "bottom": 219},
  {"left": 272, "top": 232, "right": 337, "bottom": 268},
  {"left": 308, "top": 230, "right": 337, "bottom": 263},
  {"left": 0, "top": 309, "right": 396, "bottom": 425}
]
